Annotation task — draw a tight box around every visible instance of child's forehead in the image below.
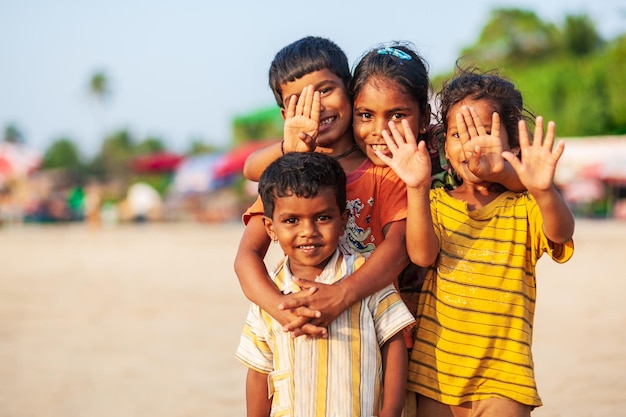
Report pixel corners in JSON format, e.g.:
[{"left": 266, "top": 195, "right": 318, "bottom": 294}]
[{"left": 280, "top": 69, "right": 345, "bottom": 98}]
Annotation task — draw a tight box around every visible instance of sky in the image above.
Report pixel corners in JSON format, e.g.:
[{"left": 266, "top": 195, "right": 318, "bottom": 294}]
[{"left": 1, "top": 0, "right": 624, "bottom": 158}]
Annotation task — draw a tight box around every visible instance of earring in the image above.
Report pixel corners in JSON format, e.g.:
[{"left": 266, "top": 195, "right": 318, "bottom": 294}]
[
  {"left": 420, "top": 127, "right": 427, "bottom": 133},
  {"left": 272, "top": 237, "right": 278, "bottom": 244}
]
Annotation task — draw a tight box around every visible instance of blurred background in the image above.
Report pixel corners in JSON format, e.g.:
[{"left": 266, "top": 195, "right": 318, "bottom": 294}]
[{"left": 1, "top": 0, "right": 625, "bottom": 226}]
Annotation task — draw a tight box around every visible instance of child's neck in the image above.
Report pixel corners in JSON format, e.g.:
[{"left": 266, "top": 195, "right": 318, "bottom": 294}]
[
  {"left": 337, "top": 148, "right": 367, "bottom": 173},
  {"left": 449, "top": 181, "right": 507, "bottom": 211}
]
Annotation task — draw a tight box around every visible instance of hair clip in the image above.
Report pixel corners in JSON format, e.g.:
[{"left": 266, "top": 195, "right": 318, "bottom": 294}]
[{"left": 377, "top": 47, "right": 412, "bottom": 61}]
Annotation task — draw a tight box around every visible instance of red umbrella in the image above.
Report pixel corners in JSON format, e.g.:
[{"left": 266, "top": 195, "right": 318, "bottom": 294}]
[
  {"left": 131, "top": 152, "right": 185, "bottom": 173},
  {"left": 0, "top": 142, "right": 42, "bottom": 185},
  {"left": 213, "top": 139, "right": 279, "bottom": 179},
  {"left": 581, "top": 160, "right": 626, "bottom": 185}
]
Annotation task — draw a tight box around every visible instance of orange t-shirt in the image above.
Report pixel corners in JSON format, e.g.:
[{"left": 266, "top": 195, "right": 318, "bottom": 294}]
[{"left": 242, "top": 158, "right": 407, "bottom": 256}]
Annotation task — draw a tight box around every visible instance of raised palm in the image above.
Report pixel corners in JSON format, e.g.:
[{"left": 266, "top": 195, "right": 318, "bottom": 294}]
[{"left": 283, "top": 85, "right": 319, "bottom": 153}]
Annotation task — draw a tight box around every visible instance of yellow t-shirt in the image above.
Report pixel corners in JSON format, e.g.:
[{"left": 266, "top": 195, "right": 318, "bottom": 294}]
[{"left": 407, "top": 188, "right": 574, "bottom": 407}]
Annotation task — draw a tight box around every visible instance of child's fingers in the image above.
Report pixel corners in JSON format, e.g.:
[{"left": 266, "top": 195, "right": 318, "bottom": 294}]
[
  {"left": 517, "top": 119, "right": 531, "bottom": 151},
  {"left": 552, "top": 139, "right": 566, "bottom": 162},
  {"left": 461, "top": 106, "right": 479, "bottom": 137},
  {"left": 491, "top": 112, "right": 501, "bottom": 139},
  {"left": 533, "top": 116, "right": 544, "bottom": 147},
  {"left": 542, "top": 119, "right": 556, "bottom": 151},
  {"left": 386, "top": 120, "right": 406, "bottom": 144},
  {"left": 311, "top": 91, "right": 321, "bottom": 124},
  {"left": 286, "top": 94, "right": 297, "bottom": 118},
  {"left": 468, "top": 106, "right": 487, "bottom": 136},
  {"left": 455, "top": 110, "right": 471, "bottom": 157}
]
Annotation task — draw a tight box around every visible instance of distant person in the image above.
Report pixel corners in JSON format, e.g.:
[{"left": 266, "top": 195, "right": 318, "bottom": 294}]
[
  {"left": 236, "top": 151, "right": 415, "bottom": 417},
  {"left": 377, "top": 67, "right": 575, "bottom": 416}
]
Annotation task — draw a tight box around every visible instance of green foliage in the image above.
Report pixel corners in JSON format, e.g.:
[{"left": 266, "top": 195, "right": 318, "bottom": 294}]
[
  {"left": 42, "top": 138, "right": 83, "bottom": 170},
  {"left": 88, "top": 129, "right": 135, "bottom": 180},
  {"left": 135, "top": 137, "right": 166, "bottom": 155},
  {"left": 88, "top": 70, "right": 111, "bottom": 102},
  {"left": 232, "top": 106, "right": 283, "bottom": 143},
  {"left": 563, "top": 14, "right": 603, "bottom": 56},
  {"left": 3, "top": 124, "right": 25, "bottom": 144},
  {"left": 461, "top": 8, "right": 559, "bottom": 64},
  {"left": 437, "top": 9, "right": 626, "bottom": 137}
]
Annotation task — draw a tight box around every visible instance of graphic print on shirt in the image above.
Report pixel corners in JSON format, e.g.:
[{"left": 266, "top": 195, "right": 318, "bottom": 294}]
[{"left": 340, "top": 197, "right": 376, "bottom": 256}]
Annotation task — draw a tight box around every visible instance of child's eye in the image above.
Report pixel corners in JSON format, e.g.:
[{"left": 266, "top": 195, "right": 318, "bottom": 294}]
[
  {"left": 284, "top": 218, "right": 298, "bottom": 224},
  {"left": 358, "top": 112, "right": 372, "bottom": 120},
  {"left": 390, "top": 113, "right": 404, "bottom": 121},
  {"left": 317, "top": 215, "right": 331, "bottom": 222},
  {"left": 319, "top": 87, "right": 331, "bottom": 96}
]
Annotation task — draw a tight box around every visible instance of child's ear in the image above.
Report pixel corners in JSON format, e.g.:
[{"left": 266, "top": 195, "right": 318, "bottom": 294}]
[
  {"left": 263, "top": 216, "right": 277, "bottom": 242},
  {"left": 280, "top": 106, "right": 287, "bottom": 121}
]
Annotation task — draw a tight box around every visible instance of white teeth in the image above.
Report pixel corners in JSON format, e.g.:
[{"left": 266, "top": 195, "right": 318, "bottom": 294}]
[
  {"left": 370, "top": 144, "right": 388, "bottom": 151},
  {"left": 320, "top": 117, "right": 334, "bottom": 126},
  {"left": 299, "top": 245, "right": 317, "bottom": 249}
]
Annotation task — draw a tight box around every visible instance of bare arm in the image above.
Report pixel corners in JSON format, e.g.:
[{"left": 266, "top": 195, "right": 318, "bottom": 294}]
[
  {"left": 377, "top": 120, "right": 439, "bottom": 266},
  {"left": 379, "top": 331, "right": 408, "bottom": 417},
  {"left": 503, "top": 117, "right": 575, "bottom": 243},
  {"left": 245, "top": 369, "right": 270, "bottom": 417},
  {"left": 243, "top": 142, "right": 283, "bottom": 182}
]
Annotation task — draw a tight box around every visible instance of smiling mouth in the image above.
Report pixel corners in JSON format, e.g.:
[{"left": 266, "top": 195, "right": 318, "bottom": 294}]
[
  {"left": 319, "top": 116, "right": 336, "bottom": 129},
  {"left": 297, "top": 244, "right": 321, "bottom": 250},
  {"left": 370, "top": 144, "right": 389, "bottom": 152}
]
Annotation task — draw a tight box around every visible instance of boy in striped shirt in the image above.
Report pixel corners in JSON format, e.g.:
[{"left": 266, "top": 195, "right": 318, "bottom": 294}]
[{"left": 236, "top": 152, "right": 415, "bottom": 417}]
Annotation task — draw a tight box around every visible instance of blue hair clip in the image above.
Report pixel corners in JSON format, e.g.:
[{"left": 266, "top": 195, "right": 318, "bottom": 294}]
[{"left": 377, "top": 47, "right": 412, "bottom": 61}]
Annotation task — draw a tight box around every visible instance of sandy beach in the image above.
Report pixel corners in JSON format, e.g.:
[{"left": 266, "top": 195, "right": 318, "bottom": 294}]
[{"left": 0, "top": 219, "right": 624, "bottom": 417}]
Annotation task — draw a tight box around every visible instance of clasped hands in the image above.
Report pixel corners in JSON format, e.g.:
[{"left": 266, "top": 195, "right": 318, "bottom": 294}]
[{"left": 277, "top": 276, "right": 349, "bottom": 339}]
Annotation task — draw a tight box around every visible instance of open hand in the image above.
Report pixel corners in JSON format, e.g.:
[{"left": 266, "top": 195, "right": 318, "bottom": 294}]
[
  {"left": 455, "top": 105, "right": 509, "bottom": 181},
  {"left": 375, "top": 119, "right": 432, "bottom": 189},
  {"left": 283, "top": 85, "right": 320, "bottom": 153},
  {"left": 502, "top": 116, "right": 564, "bottom": 193}
]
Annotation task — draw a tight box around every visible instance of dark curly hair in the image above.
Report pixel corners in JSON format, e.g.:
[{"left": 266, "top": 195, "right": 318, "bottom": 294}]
[
  {"left": 438, "top": 65, "right": 535, "bottom": 151},
  {"left": 259, "top": 152, "right": 347, "bottom": 218}
]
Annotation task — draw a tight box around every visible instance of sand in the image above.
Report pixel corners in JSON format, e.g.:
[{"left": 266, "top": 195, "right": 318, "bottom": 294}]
[{"left": 0, "top": 219, "right": 624, "bottom": 417}]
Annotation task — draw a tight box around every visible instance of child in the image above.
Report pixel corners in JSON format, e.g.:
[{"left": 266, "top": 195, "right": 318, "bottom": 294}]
[
  {"left": 376, "top": 67, "right": 575, "bottom": 416},
  {"left": 234, "top": 36, "right": 410, "bottom": 339},
  {"left": 236, "top": 152, "right": 415, "bottom": 417}
]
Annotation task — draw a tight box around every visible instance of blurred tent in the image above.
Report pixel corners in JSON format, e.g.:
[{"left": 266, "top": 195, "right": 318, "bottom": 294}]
[
  {"left": 0, "top": 142, "right": 42, "bottom": 186},
  {"left": 130, "top": 152, "right": 185, "bottom": 174},
  {"left": 581, "top": 159, "right": 626, "bottom": 185},
  {"left": 213, "top": 139, "right": 278, "bottom": 180},
  {"left": 555, "top": 136, "right": 626, "bottom": 218},
  {"left": 169, "top": 153, "right": 228, "bottom": 195},
  {"left": 555, "top": 136, "right": 626, "bottom": 185}
]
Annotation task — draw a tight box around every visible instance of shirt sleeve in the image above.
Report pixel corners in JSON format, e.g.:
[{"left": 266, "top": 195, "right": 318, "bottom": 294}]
[
  {"left": 235, "top": 303, "right": 274, "bottom": 374},
  {"left": 242, "top": 195, "right": 265, "bottom": 225}
]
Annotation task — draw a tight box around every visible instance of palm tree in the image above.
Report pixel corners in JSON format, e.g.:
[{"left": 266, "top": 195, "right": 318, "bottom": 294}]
[{"left": 87, "top": 70, "right": 111, "bottom": 154}]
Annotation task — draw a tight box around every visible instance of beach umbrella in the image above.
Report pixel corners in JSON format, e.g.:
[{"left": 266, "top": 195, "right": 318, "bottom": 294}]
[
  {"left": 582, "top": 159, "right": 626, "bottom": 185},
  {"left": 131, "top": 152, "right": 185, "bottom": 173},
  {"left": 170, "top": 153, "right": 227, "bottom": 194},
  {"left": 561, "top": 178, "right": 605, "bottom": 203},
  {"left": 213, "top": 139, "right": 279, "bottom": 180},
  {"left": 0, "top": 142, "right": 42, "bottom": 185}
]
